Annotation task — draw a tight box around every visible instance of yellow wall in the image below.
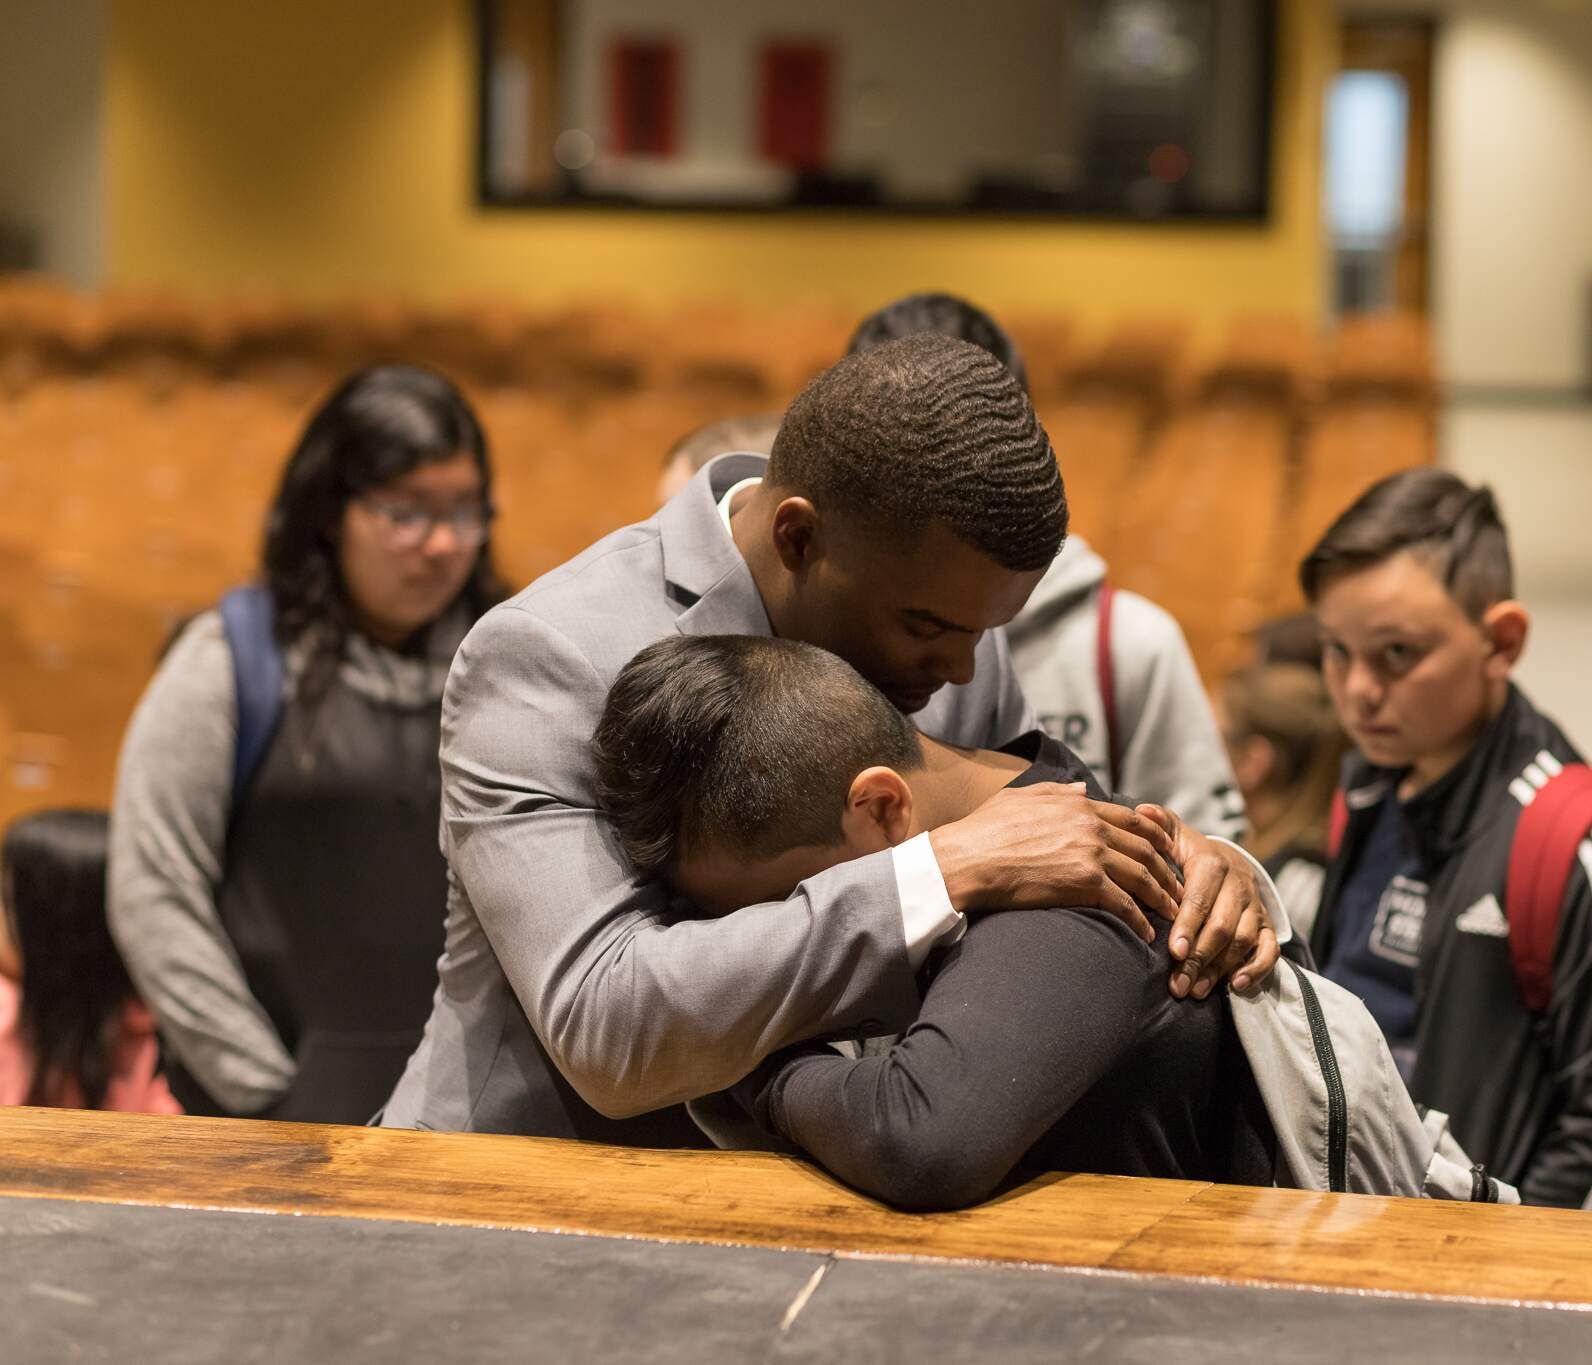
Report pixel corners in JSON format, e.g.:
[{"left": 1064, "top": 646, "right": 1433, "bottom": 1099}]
[{"left": 107, "top": 0, "right": 1332, "bottom": 325}]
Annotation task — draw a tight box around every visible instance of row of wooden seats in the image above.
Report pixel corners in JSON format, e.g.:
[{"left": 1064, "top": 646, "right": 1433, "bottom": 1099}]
[
  {"left": 1047, "top": 314, "right": 1432, "bottom": 679},
  {"left": 0, "top": 312, "right": 1435, "bottom": 825},
  {"left": 0, "top": 278, "right": 858, "bottom": 406},
  {"left": 1, "top": 276, "right": 1433, "bottom": 410}
]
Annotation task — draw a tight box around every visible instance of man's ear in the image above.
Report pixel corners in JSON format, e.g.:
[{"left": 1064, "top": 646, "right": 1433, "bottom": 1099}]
[
  {"left": 840, "top": 767, "right": 915, "bottom": 852},
  {"left": 1481, "top": 600, "right": 1530, "bottom": 678},
  {"left": 769, "top": 495, "right": 820, "bottom": 574}
]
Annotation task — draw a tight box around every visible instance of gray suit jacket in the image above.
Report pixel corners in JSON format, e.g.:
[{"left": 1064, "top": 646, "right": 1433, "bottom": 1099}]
[{"left": 381, "top": 453, "right": 1035, "bottom": 1136}]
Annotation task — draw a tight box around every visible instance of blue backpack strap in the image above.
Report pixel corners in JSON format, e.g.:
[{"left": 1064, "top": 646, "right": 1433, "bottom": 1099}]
[{"left": 218, "top": 586, "right": 285, "bottom": 809}]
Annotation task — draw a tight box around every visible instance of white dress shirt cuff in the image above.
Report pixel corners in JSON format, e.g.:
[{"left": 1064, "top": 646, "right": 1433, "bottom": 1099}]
[
  {"left": 892, "top": 831, "right": 967, "bottom": 969},
  {"left": 1209, "top": 836, "right": 1293, "bottom": 944}
]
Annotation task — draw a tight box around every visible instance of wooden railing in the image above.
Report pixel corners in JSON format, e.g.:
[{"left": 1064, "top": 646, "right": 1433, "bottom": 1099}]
[{"left": 0, "top": 1107, "right": 1585, "bottom": 1309}]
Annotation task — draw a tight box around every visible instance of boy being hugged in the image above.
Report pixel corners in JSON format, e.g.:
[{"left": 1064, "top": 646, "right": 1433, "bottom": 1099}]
[{"left": 1304, "top": 468, "right": 1592, "bottom": 1207}]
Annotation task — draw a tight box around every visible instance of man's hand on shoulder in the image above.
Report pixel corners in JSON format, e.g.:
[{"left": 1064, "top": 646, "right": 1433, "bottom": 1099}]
[
  {"left": 925, "top": 782, "right": 1280, "bottom": 999},
  {"left": 1134, "top": 804, "right": 1281, "bottom": 999},
  {"left": 928, "top": 781, "right": 1183, "bottom": 946}
]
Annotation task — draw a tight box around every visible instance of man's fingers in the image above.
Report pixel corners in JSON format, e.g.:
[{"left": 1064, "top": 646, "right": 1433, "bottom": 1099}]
[
  {"left": 1101, "top": 802, "right": 1177, "bottom": 862},
  {"left": 1093, "top": 872, "right": 1155, "bottom": 945},
  {"left": 1191, "top": 899, "right": 1251, "bottom": 999},
  {"left": 1101, "top": 849, "right": 1179, "bottom": 924},
  {"left": 1102, "top": 823, "right": 1183, "bottom": 902},
  {"left": 1184, "top": 876, "right": 1245, "bottom": 1000},
  {"left": 1167, "top": 857, "right": 1221, "bottom": 963},
  {"left": 1205, "top": 902, "right": 1263, "bottom": 992},
  {"left": 1134, "top": 803, "right": 1174, "bottom": 834},
  {"left": 1231, "top": 927, "right": 1281, "bottom": 994}
]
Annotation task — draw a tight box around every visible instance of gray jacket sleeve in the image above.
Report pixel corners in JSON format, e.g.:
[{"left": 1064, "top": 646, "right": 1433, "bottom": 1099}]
[
  {"left": 107, "top": 611, "right": 296, "bottom": 1114},
  {"left": 439, "top": 603, "right": 925, "bottom": 1119},
  {"left": 1112, "top": 592, "right": 1245, "bottom": 840}
]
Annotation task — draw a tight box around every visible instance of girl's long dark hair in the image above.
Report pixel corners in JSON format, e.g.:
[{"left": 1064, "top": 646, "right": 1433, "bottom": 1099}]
[
  {"left": 262, "top": 364, "right": 508, "bottom": 703},
  {"left": 2, "top": 809, "right": 129, "bottom": 1108}
]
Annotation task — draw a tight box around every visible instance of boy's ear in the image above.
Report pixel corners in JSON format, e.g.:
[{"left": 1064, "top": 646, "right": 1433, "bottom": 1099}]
[
  {"left": 840, "top": 767, "right": 915, "bottom": 851},
  {"left": 1481, "top": 600, "right": 1530, "bottom": 677}
]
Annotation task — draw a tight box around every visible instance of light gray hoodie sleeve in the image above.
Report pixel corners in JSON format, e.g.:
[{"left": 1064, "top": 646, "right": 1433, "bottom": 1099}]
[
  {"left": 1111, "top": 591, "right": 1246, "bottom": 841},
  {"left": 107, "top": 610, "right": 296, "bottom": 1114}
]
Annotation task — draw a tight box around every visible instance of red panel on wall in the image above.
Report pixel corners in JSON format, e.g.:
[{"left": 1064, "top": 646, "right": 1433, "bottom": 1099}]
[
  {"left": 610, "top": 38, "right": 679, "bottom": 157},
  {"left": 760, "top": 42, "right": 831, "bottom": 172}
]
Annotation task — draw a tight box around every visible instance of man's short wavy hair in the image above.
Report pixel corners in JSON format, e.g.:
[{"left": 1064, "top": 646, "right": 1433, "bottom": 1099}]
[{"left": 769, "top": 332, "right": 1067, "bottom": 573}]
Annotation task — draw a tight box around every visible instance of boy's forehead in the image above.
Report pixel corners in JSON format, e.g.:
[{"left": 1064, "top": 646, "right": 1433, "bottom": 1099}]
[{"left": 1315, "top": 550, "right": 1468, "bottom": 633}]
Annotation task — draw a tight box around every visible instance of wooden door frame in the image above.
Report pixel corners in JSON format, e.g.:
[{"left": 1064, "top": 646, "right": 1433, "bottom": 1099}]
[{"left": 1337, "top": 17, "right": 1436, "bottom": 314}]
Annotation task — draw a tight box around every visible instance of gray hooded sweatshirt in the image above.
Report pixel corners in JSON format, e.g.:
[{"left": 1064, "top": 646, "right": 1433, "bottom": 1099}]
[
  {"left": 1005, "top": 535, "right": 1244, "bottom": 840},
  {"left": 107, "top": 607, "right": 465, "bottom": 1115}
]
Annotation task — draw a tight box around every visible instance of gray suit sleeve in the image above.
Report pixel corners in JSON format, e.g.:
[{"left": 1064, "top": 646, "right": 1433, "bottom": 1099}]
[
  {"left": 440, "top": 605, "right": 924, "bottom": 1119},
  {"left": 1112, "top": 593, "right": 1245, "bottom": 839},
  {"left": 107, "top": 611, "right": 296, "bottom": 1114}
]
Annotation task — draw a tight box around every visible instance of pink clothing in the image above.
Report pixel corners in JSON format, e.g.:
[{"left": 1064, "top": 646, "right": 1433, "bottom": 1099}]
[{"left": 0, "top": 976, "right": 182, "bottom": 1113}]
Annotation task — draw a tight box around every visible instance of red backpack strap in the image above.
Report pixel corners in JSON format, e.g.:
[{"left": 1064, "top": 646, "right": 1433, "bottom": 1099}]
[
  {"left": 1327, "top": 789, "right": 1349, "bottom": 859},
  {"left": 1505, "top": 763, "right": 1592, "bottom": 1013},
  {"left": 1096, "top": 583, "right": 1122, "bottom": 788}
]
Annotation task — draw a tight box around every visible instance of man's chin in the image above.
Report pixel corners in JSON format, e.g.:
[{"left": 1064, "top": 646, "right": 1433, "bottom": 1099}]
[{"left": 888, "top": 686, "right": 939, "bottom": 714}]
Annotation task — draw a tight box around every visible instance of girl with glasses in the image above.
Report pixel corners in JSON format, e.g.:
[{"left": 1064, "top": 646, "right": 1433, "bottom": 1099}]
[{"left": 108, "top": 366, "right": 506, "bottom": 1123}]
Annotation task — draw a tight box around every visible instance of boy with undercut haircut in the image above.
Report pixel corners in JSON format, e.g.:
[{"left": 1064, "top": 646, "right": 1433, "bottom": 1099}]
[{"left": 1304, "top": 468, "right": 1592, "bottom": 1207}]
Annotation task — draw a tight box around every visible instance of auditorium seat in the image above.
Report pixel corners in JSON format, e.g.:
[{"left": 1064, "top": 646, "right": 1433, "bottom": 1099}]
[
  {"left": 1113, "top": 395, "right": 1293, "bottom": 681},
  {"left": 1329, "top": 311, "right": 1435, "bottom": 403},
  {"left": 0, "top": 279, "right": 1436, "bottom": 822},
  {"left": 1006, "top": 314, "right": 1074, "bottom": 398}
]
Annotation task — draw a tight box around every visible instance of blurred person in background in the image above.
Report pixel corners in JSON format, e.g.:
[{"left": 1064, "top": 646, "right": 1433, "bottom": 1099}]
[
  {"left": 1251, "top": 611, "right": 1324, "bottom": 672},
  {"left": 1, "top": 809, "right": 179, "bottom": 1114},
  {"left": 655, "top": 413, "right": 781, "bottom": 506},
  {"left": 1219, "top": 660, "right": 1350, "bottom": 939},
  {"left": 109, "top": 366, "right": 506, "bottom": 1123},
  {"left": 846, "top": 293, "right": 1243, "bottom": 838}
]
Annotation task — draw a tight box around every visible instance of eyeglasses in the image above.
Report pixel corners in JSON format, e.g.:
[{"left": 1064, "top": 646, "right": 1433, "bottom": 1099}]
[{"left": 359, "top": 497, "right": 496, "bottom": 551}]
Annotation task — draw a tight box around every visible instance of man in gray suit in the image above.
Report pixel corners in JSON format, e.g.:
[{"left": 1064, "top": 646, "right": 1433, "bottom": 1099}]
[{"left": 382, "top": 334, "right": 1283, "bottom": 1140}]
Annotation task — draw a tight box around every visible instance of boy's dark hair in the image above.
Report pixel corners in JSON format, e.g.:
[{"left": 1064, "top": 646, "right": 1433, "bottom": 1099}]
[
  {"left": 1300, "top": 468, "right": 1514, "bottom": 619},
  {"left": 1, "top": 809, "right": 130, "bottom": 1109},
  {"left": 847, "top": 291, "right": 1031, "bottom": 394},
  {"left": 769, "top": 332, "right": 1064, "bottom": 573},
  {"left": 592, "top": 635, "right": 923, "bottom": 879}
]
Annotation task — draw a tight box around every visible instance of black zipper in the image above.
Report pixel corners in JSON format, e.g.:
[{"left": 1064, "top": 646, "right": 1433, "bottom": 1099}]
[{"left": 1291, "top": 962, "right": 1349, "bottom": 1193}]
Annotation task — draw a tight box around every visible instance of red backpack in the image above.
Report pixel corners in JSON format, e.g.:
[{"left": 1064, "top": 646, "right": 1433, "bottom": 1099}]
[{"left": 1327, "top": 764, "right": 1592, "bottom": 1012}]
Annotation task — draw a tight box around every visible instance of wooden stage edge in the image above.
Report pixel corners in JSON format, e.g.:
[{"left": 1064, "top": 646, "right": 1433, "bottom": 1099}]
[{"left": 1, "top": 1107, "right": 1587, "bottom": 1310}]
